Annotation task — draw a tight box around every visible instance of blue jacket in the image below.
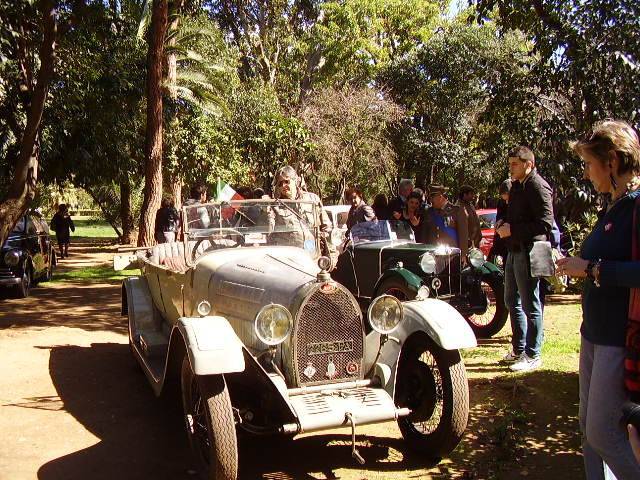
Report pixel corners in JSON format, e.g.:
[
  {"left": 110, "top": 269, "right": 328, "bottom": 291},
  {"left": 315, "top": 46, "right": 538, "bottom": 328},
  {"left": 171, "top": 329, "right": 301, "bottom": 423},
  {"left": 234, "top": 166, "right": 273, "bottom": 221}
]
[{"left": 581, "top": 190, "right": 640, "bottom": 346}]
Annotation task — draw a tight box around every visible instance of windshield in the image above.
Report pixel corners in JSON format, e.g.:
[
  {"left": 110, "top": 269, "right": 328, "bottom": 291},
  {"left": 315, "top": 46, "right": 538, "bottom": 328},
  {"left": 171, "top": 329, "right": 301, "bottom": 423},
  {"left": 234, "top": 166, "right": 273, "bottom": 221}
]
[
  {"left": 349, "top": 220, "right": 415, "bottom": 245},
  {"left": 182, "top": 199, "right": 321, "bottom": 262}
]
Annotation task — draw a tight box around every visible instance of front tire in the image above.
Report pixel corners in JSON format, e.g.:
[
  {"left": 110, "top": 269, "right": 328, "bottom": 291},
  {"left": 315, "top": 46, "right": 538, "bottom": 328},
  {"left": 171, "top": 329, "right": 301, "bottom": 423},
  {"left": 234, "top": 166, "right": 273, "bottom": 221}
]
[
  {"left": 395, "top": 333, "right": 469, "bottom": 458},
  {"left": 464, "top": 276, "right": 507, "bottom": 338},
  {"left": 15, "top": 265, "right": 31, "bottom": 298},
  {"left": 181, "top": 357, "right": 238, "bottom": 480}
]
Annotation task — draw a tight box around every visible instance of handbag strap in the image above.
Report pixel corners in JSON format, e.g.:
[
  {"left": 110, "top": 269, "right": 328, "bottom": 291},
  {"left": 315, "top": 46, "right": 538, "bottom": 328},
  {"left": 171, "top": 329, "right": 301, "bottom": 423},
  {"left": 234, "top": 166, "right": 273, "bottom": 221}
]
[{"left": 629, "top": 195, "right": 640, "bottom": 319}]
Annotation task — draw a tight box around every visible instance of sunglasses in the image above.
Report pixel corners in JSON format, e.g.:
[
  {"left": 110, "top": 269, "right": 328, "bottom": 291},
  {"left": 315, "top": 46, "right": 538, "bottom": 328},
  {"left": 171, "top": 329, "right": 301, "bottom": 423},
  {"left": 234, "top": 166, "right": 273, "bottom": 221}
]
[{"left": 277, "top": 179, "right": 294, "bottom": 187}]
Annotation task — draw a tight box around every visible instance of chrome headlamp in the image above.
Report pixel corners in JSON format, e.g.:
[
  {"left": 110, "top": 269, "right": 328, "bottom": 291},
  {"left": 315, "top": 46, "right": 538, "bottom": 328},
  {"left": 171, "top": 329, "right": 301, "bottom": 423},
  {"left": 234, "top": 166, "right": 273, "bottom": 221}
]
[
  {"left": 368, "top": 295, "right": 403, "bottom": 334},
  {"left": 4, "top": 250, "right": 21, "bottom": 267},
  {"left": 254, "top": 304, "right": 293, "bottom": 346},
  {"left": 419, "top": 252, "right": 437, "bottom": 274},
  {"left": 468, "top": 247, "right": 485, "bottom": 268}
]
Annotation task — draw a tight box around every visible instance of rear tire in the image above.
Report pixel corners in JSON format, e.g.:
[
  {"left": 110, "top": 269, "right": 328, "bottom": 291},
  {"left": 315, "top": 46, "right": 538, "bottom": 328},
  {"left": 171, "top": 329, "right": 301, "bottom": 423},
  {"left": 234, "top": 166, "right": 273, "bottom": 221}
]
[
  {"left": 463, "top": 276, "right": 507, "bottom": 339},
  {"left": 181, "top": 357, "right": 238, "bottom": 480},
  {"left": 395, "top": 333, "right": 469, "bottom": 458}
]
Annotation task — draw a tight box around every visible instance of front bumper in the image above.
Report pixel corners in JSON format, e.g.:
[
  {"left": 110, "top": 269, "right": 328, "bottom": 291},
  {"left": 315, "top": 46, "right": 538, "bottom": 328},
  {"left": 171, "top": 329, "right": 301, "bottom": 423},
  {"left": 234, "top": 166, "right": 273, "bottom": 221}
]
[
  {"left": 0, "top": 267, "right": 20, "bottom": 286},
  {"left": 0, "top": 277, "right": 21, "bottom": 286},
  {"left": 287, "top": 383, "right": 409, "bottom": 433}
]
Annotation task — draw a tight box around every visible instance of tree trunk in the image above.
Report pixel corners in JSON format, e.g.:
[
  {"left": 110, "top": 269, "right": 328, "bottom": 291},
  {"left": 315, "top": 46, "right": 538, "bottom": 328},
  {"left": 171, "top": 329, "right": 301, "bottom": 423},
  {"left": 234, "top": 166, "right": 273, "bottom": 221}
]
[
  {"left": 137, "top": 0, "right": 168, "bottom": 247},
  {"left": 120, "top": 180, "right": 135, "bottom": 244},
  {"left": 0, "top": 0, "right": 56, "bottom": 249},
  {"left": 165, "top": 1, "right": 183, "bottom": 209}
]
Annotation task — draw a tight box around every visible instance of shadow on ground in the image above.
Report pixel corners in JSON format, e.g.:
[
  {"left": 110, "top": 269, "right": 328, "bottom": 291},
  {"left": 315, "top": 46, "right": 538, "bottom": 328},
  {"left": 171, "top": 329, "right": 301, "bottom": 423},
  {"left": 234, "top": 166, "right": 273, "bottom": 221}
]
[{"left": 37, "top": 343, "right": 582, "bottom": 480}]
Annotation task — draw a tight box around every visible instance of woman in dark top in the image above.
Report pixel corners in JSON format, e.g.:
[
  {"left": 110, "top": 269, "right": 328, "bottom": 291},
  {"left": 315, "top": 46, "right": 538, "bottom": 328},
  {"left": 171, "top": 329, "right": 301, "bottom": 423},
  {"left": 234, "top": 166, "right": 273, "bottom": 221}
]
[
  {"left": 400, "top": 190, "right": 425, "bottom": 242},
  {"left": 51, "top": 204, "right": 75, "bottom": 258},
  {"left": 557, "top": 120, "right": 640, "bottom": 479}
]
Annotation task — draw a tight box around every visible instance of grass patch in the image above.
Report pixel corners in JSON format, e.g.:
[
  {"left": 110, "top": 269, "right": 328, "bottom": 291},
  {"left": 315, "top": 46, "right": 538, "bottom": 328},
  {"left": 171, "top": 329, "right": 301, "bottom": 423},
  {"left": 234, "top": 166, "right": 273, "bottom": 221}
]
[
  {"left": 70, "top": 218, "right": 118, "bottom": 238},
  {"left": 51, "top": 265, "right": 140, "bottom": 283}
]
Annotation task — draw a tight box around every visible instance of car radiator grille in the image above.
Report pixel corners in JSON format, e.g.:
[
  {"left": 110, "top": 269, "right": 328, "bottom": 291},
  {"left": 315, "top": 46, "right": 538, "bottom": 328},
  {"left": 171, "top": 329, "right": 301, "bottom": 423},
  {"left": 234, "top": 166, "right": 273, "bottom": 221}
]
[
  {"left": 434, "top": 251, "right": 462, "bottom": 296},
  {"left": 293, "top": 285, "right": 364, "bottom": 387},
  {"left": 0, "top": 267, "right": 14, "bottom": 278}
]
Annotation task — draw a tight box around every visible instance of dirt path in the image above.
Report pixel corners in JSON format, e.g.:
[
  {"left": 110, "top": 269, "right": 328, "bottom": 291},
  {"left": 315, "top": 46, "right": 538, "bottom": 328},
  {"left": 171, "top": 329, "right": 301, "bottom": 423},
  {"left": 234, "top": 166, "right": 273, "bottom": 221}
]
[{"left": 0, "top": 242, "right": 582, "bottom": 480}]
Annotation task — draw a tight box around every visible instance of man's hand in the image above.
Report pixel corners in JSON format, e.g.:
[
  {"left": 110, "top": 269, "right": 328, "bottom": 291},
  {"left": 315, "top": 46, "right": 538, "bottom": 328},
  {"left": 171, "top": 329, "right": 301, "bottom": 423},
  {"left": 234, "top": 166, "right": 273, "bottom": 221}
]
[{"left": 496, "top": 222, "right": 511, "bottom": 238}]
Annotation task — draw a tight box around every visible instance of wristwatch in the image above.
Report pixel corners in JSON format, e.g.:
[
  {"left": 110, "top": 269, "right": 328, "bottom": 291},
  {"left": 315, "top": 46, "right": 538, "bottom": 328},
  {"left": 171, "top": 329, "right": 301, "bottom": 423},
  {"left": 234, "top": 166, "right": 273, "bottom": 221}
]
[{"left": 586, "top": 260, "right": 601, "bottom": 287}]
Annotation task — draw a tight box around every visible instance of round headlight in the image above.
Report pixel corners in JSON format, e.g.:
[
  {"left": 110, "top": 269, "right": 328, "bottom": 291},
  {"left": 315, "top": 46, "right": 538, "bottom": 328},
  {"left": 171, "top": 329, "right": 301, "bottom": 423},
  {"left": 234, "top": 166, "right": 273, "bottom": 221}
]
[
  {"left": 197, "top": 300, "right": 211, "bottom": 317},
  {"left": 416, "top": 285, "right": 430, "bottom": 300},
  {"left": 4, "top": 250, "right": 21, "bottom": 267},
  {"left": 368, "top": 295, "right": 403, "bottom": 334},
  {"left": 419, "top": 252, "right": 437, "bottom": 274},
  {"left": 469, "top": 247, "right": 485, "bottom": 268},
  {"left": 254, "top": 304, "right": 293, "bottom": 346}
]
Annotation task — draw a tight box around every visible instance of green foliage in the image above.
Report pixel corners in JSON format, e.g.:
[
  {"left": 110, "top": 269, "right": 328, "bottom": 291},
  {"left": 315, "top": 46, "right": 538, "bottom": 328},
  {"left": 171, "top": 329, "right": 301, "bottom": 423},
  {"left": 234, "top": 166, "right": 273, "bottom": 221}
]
[
  {"left": 382, "top": 19, "right": 533, "bottom": 192},
  {"left": 299, "top": 86, "right": 402, "bottom": 201}
]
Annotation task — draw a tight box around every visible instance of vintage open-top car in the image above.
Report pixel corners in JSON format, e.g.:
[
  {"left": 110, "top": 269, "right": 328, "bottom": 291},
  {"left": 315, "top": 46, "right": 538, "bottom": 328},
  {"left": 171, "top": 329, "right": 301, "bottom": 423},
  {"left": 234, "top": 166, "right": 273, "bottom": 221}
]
[
  {"left": 331, "top": 220, "right": 507, "bottom": 338},
  {"left": 118, "top": 199, "right": 477, "bottom": 479}
]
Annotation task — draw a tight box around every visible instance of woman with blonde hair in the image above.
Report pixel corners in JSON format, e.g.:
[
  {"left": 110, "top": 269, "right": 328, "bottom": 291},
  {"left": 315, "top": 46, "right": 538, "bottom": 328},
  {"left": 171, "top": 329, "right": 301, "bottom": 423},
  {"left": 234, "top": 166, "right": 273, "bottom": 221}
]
[{"left": 557, "top": 120, "right": 640, "bottom": 478}]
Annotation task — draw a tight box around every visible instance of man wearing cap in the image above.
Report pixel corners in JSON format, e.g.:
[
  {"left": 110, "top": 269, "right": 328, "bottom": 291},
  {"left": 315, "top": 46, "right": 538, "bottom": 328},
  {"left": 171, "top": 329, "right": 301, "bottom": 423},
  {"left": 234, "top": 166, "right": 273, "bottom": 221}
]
[
  {"left": 423, "top": 185, "right": 469, "bottom": 260},
  {"left": 457, "top": 185, "right": 482, "bottom": 248}
]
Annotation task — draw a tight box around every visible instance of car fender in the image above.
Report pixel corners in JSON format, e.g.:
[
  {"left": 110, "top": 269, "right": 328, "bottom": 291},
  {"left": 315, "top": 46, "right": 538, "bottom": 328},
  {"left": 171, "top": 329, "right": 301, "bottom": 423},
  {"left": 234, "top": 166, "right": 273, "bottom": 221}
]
[
  {"left": 177, "top": 316, "right": 246, "bottom": 376},
  {"left": 462, "top": 261, "right": 502, "bottom": 279},
  {"left": 374, "top": 267, "right": 423, "bottom": 295},
  {"left": 365, "top": 298, "right": 476, "bottom": 399}
]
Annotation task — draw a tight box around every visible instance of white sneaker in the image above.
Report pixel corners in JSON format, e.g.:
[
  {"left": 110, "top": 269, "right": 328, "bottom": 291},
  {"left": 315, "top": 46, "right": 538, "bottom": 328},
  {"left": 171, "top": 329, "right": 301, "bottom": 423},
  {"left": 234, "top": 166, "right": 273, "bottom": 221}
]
[
  {"left": 501, "top": 350, "right": 524, "bottom": 363},
  {"left": 510, "top": 353, "right": 542, "bottom": 372}
]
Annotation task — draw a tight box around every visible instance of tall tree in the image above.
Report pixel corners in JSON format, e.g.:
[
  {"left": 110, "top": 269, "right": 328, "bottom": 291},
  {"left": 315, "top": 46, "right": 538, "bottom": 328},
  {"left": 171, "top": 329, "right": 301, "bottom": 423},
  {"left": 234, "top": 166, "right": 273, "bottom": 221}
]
[
  {"left": 138, "top": 0, "right": 168, "bottom": 246},
  {"left": 0, "top": 0, "right": 57, "bottom": 248}
]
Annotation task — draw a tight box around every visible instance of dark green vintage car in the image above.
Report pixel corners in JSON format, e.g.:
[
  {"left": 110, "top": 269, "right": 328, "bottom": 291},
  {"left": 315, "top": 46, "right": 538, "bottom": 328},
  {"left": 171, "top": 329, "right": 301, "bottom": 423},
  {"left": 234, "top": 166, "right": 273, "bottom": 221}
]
[{"left": 331, "top": 220, "right": 507, "bottom": 338}]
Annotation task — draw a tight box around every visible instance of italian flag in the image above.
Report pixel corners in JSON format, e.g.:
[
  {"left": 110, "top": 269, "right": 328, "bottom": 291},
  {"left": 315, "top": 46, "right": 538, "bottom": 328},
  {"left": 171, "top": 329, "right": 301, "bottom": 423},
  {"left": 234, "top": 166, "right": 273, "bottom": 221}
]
[{"left": 215, "top": 179, "right": 244, "bottom": 202}]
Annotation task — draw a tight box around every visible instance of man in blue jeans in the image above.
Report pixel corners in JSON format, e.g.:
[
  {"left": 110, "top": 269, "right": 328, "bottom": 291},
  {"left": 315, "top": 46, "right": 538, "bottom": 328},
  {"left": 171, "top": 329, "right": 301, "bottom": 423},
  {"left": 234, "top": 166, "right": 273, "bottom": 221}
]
[{"left": 497, "top": 146, "right": 554, "bottom": 372}]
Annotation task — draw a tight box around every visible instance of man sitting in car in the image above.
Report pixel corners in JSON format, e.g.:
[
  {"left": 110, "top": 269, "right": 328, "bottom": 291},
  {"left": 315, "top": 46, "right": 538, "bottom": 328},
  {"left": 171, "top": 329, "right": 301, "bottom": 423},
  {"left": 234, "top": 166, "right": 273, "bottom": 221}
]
[{"left": 269, "top": 165, "right": 332, "bottom": 255}]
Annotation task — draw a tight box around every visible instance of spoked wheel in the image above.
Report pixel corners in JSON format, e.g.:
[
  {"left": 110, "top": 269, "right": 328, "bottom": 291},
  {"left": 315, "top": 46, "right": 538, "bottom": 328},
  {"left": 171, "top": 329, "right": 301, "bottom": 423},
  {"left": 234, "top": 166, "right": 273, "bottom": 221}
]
[
  {"left": 464, "top": 276, "right": 507, "bottom": 338},
  {"left": 44, "top": 252, "right": 56, "bottom": 282},
  {"left": 181, "top": 356, "right": 238, "bottom": 480},
  {"left": 379, "top": 277, "right": 415, "bottom": 301},
  {"left": 395, "top": 333, "right": 469, "bottom": 458}
]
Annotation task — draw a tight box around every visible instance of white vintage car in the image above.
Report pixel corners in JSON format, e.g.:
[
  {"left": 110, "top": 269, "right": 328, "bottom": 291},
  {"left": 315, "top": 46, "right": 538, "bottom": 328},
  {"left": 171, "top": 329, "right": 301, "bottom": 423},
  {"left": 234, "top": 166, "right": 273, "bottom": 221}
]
[{"left": 118, "top": 199, "right": 476, "bottom": 479}]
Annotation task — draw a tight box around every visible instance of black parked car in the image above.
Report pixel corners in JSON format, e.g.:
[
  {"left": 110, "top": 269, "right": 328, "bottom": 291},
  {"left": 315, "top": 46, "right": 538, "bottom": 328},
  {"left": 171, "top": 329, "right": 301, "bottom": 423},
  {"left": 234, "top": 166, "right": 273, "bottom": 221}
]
[
  {"left": 331, "top": 220, "right": 507, "bottom": 338},
  {"left": 1, "top": 212, "right": 55, "bottom": 298}
]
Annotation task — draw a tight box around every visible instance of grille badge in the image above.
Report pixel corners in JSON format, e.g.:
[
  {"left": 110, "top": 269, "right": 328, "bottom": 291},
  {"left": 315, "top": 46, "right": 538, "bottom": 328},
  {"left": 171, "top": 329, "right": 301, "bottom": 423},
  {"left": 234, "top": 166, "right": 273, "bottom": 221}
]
[
  {"left": 346, "top": 361, "right": 359, "bottom": 375},
  {"left": 326, "top": 358, "right": 337, "bottom": 379},
  {"left": 303, "top": 362, "right": 317, "bottom": 379}
]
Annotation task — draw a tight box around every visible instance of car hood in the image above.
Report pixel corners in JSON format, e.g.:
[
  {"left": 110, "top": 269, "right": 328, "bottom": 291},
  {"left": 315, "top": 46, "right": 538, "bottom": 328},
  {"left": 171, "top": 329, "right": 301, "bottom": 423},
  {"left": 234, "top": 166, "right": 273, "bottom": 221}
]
[{"left": 192, "top": 246, "right": 323, "bottom": 320}]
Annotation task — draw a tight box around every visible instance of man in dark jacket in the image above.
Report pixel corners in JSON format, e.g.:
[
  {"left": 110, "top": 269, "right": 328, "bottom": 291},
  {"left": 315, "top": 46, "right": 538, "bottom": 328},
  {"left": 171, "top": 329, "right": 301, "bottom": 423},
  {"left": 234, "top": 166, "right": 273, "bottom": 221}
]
[
  {"left": 346, "top": 186, "right": 376, "bottom": 230},
  {"left": 388, "top": 178, "right": 414, "bottom": 220},
  {"left": 497, "top": 146, "right": 553, "bottom": 372}
]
